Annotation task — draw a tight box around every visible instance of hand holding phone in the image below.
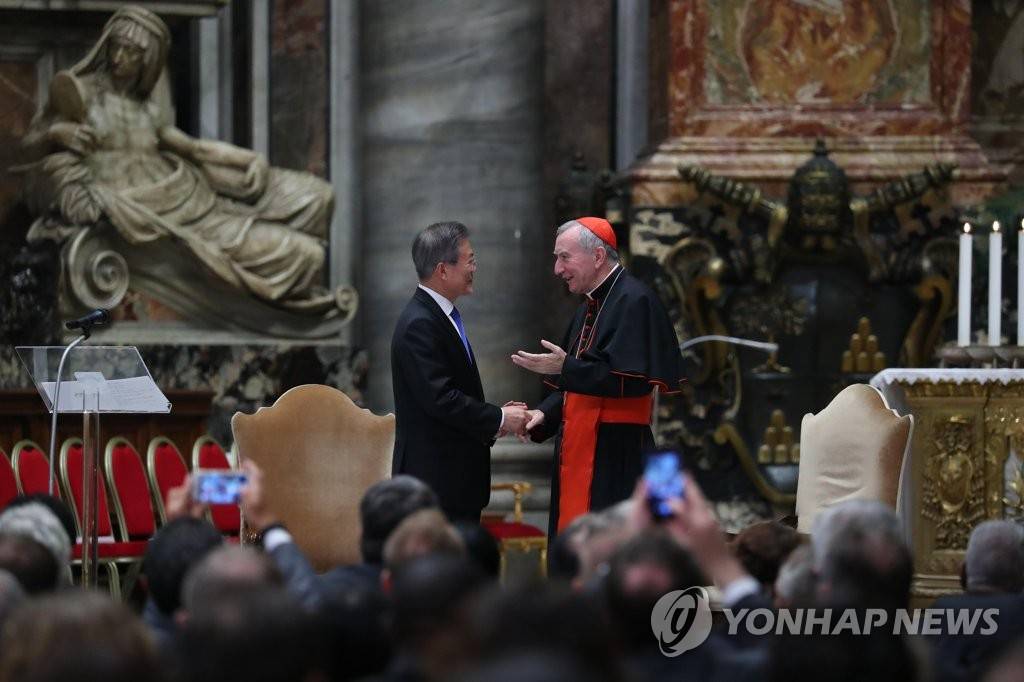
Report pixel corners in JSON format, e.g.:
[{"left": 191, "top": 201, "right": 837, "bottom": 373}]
[
  {"left": 192, "top": 470, "right": 248, "bottom": 505},
  {"left": 644, "top": 450, "right": 686, "bottom": 521}
]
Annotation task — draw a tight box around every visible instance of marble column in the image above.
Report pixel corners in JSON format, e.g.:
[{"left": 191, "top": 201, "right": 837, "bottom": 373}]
[
  {"left": 615, "top": 0, "right": 648, "bottom": 170},
  {"left": 362, "top": 0, "right": 546, "bottom": 412}
]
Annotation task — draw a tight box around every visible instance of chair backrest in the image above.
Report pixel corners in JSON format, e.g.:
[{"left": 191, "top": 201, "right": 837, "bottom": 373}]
[
  {"left": 0, "top": 446, "right": 18, "bottom": 509},
  {"left": 105, "top": 437, "right": 157, "bottom": 540},
  {"left": 11, "top": 439, "right": 55, "bottom": 497},
  {"left": 59, "top": 438, "right": 115, "bottom": 539},
  {"left": 146, "top": 437, "right": 189, "bottom": 524},
  {"left": 192, "top": 436, "right": 240, "bottom": 536},
  {"left": 796, "top": 383, "right": 914, "bottom": 533},
  {"left": 231, "top": 385, "right": 394, "bottom": 571},
  {"left": 0, "top": 447, "right": 19, "bottom": 512}
]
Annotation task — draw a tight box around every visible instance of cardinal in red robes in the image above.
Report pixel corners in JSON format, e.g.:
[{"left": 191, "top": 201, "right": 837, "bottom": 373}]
[{"left": 513, "top": 217, "right": 685, "bottom": 535}]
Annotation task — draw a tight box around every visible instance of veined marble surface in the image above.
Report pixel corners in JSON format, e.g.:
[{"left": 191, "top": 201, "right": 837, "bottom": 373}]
[{"left": 361, "top": 0, "right": 546, "bottom": 412}]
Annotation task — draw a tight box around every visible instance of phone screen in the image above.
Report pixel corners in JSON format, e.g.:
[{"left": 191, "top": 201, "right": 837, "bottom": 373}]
[
  {"left": 193, "top": 470, "right": 247, "bottom": 505},
  {"left": 644, "top": 450, "right": 685, "bottom": 520}
]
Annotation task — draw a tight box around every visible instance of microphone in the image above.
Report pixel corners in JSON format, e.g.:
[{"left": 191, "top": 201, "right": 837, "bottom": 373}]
[{"left": 65, "top": 308, "right": 110, "bottom": 332}]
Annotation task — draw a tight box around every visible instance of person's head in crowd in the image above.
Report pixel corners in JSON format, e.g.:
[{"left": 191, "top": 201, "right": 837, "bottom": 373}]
[
  {"left": 455, "top": 651, "right": 594, "bottom": 682},
  {"left": 768, "top": 627, "right": 919, "bottom": 682},
  {"left": 473, "top": 582, "right": 623, "bottom": 682},
  {"left": 774, "top": 543, "right": 816, "bottom": 608},
  {"left": 0, "top": 500, "right": 71, "bottom": 585},
  {"left": 574, "top": 504, "right": 633, "bottom": 589},
  {"left": 603, "top": 529, "right": 705, "bottom": 651},
  {"left": 389, "top": 555, "right": 487, "bottom": 681},
  {"left": 143, "top": 516, "right": 223, "bottom": 617},
  {"left": 317, "top": 587, "right": 392, "bottom": 681},
  {"left": 180, "top": 545, "right": 283, "bottom": 622},
  {"left": 0, "top": 570, "right": 25, "bottom": 638},
  {"left": 382, "top": 508, "right": 465, "bottom": 577},
  {"left": 0, "top": 590, "right": 162, "bottom": 682},
  {"left": 547, "top": 513, "right": 593, "bottom": 585},
  {"left": 732, "top": 520, "right": 801, "bottom": 593},
  {"left": 176, "top": 585, "right": 325, "bottom": 682},
  {"left": 811, "top": 500, "right": 912, "bottom": 609},
  {"left": 985, "top": 639, "right": 1024, "bottom": 682},
  {"left": 453, "top": 520, "right": 501, "bottom": 579},
  {"left": 0, "top": 531, "right": 59, "bottom": 594},
  {"left": 963, "top": 520, "right": 1024, "bottom": 594},
  {"left": 360, "top": 474, "right": 440, "bottom": 564},
  {"left": 4, "top": 494, "right": 76, "bottom": 547}
]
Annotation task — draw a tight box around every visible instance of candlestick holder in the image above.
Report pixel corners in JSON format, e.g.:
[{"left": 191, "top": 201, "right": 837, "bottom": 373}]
[{"left": 936, "top": 343, "right": 1024, "bottom": 368}]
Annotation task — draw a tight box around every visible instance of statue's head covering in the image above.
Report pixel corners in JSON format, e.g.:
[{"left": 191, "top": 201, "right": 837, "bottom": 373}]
[{"left": 71, "top": 6, "right": 172, "bottom": 98}]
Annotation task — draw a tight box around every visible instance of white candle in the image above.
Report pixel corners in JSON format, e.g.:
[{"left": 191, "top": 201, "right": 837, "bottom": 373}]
[
  {"left": 989, "top": 221, "right": 1003, "bottom": 346},
  {"left": 958, "top": 223, "right": 972, "bottom": 346},
  {"left": 1019, "top": 220, "right": 1024, "bottom": 345}
]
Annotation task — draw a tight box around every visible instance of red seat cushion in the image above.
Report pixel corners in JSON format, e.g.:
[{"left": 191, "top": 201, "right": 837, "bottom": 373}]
[
  {"left": 109, "top": 444, "right": 156, "bottom": 539},
  {"left": 481, "top": 520, "right": 546, "bottom": 540},
  {"left": 65, "top": 443, "right": 114, "bottom": 537},
  {"left": 72, "top": 539, "right": 148, "bottom": 559}
]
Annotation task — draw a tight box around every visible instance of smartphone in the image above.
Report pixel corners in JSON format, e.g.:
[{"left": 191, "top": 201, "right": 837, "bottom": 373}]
[
  {"left": 644, "top": 450, "right": 685, "bottom": 520},
  {"left": 192, "top": 470, "right": 247, "bottom": 505}
]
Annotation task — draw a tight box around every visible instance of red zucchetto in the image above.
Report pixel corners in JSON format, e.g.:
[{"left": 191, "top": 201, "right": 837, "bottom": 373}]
[{"left": 574, "top": 216, "right": 617, "bottom": 250}]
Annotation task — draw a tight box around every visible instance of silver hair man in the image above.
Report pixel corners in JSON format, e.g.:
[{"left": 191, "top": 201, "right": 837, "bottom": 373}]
[{"left": 964, "top": 520, "right": 1024, "bottom": 594}]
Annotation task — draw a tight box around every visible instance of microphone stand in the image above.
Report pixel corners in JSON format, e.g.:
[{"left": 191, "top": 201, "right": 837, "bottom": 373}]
[{"left": 47, "top": 328, "right": 91, "bottom": 495}]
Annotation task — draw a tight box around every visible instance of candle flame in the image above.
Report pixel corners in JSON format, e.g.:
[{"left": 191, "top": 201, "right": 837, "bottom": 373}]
[
  {"left": 964, "top": 223, "right": 971, "bottom": 234},
  {"left": 994, "top": 221, "right": 1001, "bottom": 233}
]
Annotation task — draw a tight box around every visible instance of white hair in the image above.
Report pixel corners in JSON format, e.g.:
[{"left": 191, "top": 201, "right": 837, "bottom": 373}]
[{"left": 557, "top": 220, "right": 620, "bottom": 262}]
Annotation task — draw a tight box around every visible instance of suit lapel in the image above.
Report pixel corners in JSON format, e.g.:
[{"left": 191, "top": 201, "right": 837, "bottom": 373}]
[{"left": 413, "top": 288, "right": 477, "bottom": 372}]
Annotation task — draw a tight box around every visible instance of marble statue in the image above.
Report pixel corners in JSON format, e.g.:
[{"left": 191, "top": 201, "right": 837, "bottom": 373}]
[{"left": 20, "top": 5, "right": 356, "bottom": 336}]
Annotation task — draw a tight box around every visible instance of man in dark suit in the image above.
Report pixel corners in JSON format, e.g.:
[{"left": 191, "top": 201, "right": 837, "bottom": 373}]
[
  {"left": 391, "top": 221, "right": 528, "bottom": 522},
  {"left": 929, "top": 520, "right": 1024, "bottom": 682}
]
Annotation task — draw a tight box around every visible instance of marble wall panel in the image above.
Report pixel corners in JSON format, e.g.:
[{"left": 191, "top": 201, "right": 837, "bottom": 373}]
[
  {"left": 361, "top": 0, "right": 546, "bottom": 412},
  {"left": 705, "top": 0, "right": 930, "bottom": 106},
  {"left": 0, "top": 58, "right": 36, "bottom": 231},
  {"left": 971, "top": 1, "right": 1024, "bottom": 183},
  {"left": 269, "top": 0, "right": 328, "bottom": 175},
  {"left": 542, "top": 0, "right": 614, "bottom": 340},
  {"left": 655, "top": 0, "right": 972, "bottom": 141}
]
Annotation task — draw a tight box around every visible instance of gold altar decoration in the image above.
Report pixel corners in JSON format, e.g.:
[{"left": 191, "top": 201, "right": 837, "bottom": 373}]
[
  {"left": 892, "top": 375, "right": 1024, "bottom": 597},
  {"left": 841, "top": 317, "right": 886, "bottom": 374}
]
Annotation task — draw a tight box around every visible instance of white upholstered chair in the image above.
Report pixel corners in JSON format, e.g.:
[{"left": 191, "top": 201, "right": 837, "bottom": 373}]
[
  {"left": 796, "top": 383, "right": 913, "bottom": 533},
  {"left": 231, "top": 385, "right": 394, "bottom": 571}
]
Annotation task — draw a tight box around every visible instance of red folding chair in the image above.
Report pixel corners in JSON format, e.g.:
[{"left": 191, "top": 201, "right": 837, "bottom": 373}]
[
  {"left": 146, "top": 436, "right": 189, "bottom": 524},
  {"left": 11, "top": 439, "right": 55, "bottom": 496},
  {"left": 60, "top": 438, "right": 143, "bottom": 598},
  {"left": 0, "top": 447, "right": 20, "bottom": 512},
  {"left": 192, "top": 435, "right": 241, "bottom": 540},
  {"left": 104, "top": 437, "right": 158, "bottom": 544}
]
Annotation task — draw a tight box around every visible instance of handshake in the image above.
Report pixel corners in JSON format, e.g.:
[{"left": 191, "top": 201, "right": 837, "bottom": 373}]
[{"left": 498, "top": 401, "right": 545, "bottom": 441}]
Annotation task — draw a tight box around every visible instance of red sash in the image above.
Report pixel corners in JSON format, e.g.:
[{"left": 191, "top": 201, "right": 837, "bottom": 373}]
[{"left": 557, "top": 392, "right": 653, "bottom": 532}]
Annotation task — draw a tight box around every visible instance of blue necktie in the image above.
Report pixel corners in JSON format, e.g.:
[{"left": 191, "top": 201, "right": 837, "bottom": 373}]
[{"left": 449, "top": 307, "right": 474, "bottom": 362}]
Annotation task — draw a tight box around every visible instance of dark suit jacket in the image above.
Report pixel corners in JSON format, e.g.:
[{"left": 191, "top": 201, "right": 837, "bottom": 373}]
[
  {"left": 929, "top": 592, "right": 1024, "bottom": 682},
  {"left": 390, "top": 287, "right": 502, "bottom": 517},
  {"left": 269, "top": 540, "right": 381, "bottom": 611}
]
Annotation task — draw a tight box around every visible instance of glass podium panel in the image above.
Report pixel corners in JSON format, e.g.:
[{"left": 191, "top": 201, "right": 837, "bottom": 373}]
[{"left": 15, "top": 346, "right": 170, "bottom": 414}]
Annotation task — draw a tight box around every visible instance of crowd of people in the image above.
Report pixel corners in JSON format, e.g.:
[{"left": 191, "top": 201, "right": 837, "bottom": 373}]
[{"left": 0, "top": 462, "right": 1021, "bottom": 682}]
